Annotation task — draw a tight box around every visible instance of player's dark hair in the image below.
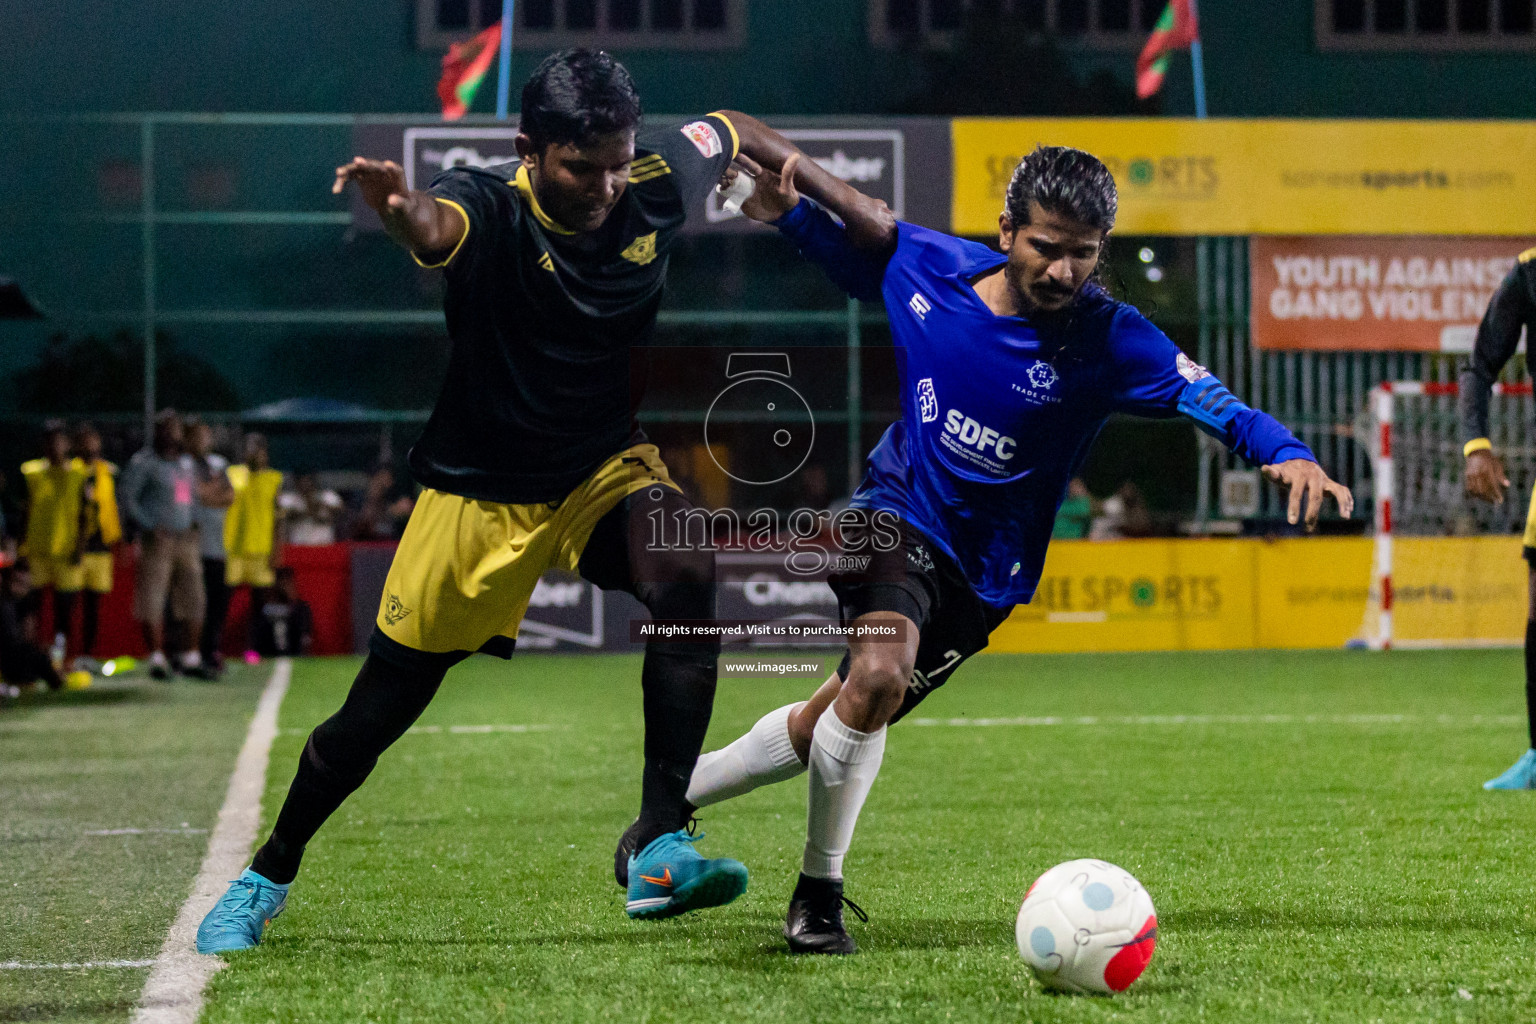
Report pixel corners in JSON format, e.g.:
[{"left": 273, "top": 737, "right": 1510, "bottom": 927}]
[
  {"left": 41, "top": 418, "right": 66, "bottom": 442},
  {"left": 1004, "top": 145, "right": 1118, "bottom": 234},
  {"left": 519, "top": 49, "right": 642, "bottom": 152},
  {"left": 152, "top": 408, "right": 180, "bottom": 453},
  {"left": 72, "top": 421, "right": 98, "bottom": 441}
]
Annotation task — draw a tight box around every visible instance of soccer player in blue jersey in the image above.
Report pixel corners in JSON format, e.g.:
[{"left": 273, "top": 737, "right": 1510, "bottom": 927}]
[{"left": 677, "top": 147, "right": 1355, "bottom": 954}]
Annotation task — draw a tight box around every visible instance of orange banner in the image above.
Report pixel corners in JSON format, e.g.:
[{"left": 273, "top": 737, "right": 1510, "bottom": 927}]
[{"left": 1250, "top": 236, "right": 1536, "bottom": 352}]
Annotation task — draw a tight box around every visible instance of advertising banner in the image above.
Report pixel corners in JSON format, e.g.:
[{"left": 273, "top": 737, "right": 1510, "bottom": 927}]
[
  {"left": 952, "top": 118, "right": 1536, "bottom": 237},
  {"left": 987, "top": 536, "right": 1523, "bottom": 654},
  {"left": 1251, "top": 236, "right": 1535, "bottom": 352},
  {"left": 356, "top": 536, "right": 1523, "bottom": 655},
  {"left": 350, "top": 117, "right": 951, "bottom": 233}
]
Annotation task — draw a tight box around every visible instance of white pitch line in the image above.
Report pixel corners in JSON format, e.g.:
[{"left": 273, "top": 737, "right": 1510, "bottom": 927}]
[
  {"left": 1, "top": 959, "right": 159, "bottom": 970},
  {"left": 129, "top": 659, "right": 292, "bottom": 1024},
  {"left": 905, "top": 713, "right": 1524, "bottom": 727},
  {"left": 276, "top": 723, "right": 555, "bottom": 736}
]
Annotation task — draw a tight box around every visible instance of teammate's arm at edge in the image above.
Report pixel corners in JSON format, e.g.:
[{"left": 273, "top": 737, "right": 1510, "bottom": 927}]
[{"left": 1459, "top": 259, "right": 1533, "bottom": 503}]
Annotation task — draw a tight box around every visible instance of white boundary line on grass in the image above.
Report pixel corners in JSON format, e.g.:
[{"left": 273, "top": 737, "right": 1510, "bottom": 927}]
[
  {"left": 129, "top": 658, "right": 292, "bottom": 1024},
  {"left": 1, "top": 959, "right": 160, "bottom": 970},
  {"left": 905, "top": 713, "right": 1525, "bottom": 727}
]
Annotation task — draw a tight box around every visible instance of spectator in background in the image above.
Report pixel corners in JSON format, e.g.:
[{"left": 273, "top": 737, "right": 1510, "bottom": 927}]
[
  {"left": 186, "top": 418, "right": 234, "bottom": 677},
  {"left": 279, "top": 473, "right": 344, "bottom": 546},
  {"left": 71, "top": 422, "right": 121, "bottom": 668},
  {"left": 121, "top": 409, "right": 209, "bottom": 680},
  {"left": 252, "top": 566, "right": 312, "bottom": 658},
  {"left": 224, "top": 434, "right": 284, "bottom": 663},
  {"left": 21, "top": 420, "right": 85, "bottom": 665},
  {"left": 0, "top": 470, "right": 13, "bottom": 554},
  {"left": 0, "top": 561, "right": 65, "bottom": 692},
  {"left": 1051, "top": 478, "right": 1094, "bottom": 539},
  {"left": 1089, "top": 481, "right": 1154, "bottom": 540},
  {"left": 351, "top": 463, "right": 414, "bottom": 541}
]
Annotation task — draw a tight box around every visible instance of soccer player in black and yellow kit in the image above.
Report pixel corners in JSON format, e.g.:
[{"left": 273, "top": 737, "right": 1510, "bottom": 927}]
[
  {"left": 71, "top": 422, "right": 121, "bottom": 666},
  {"left": 198, "top": 49, "right": 893, "bottom": 953},
  {"left": 21, "top": 421, "right": 85, "bottom": 663},
  {"left": 1461, "top": 244, "right": 1536, "bottom": 789}
]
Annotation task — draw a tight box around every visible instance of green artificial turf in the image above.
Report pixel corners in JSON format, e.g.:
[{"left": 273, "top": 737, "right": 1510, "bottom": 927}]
[
  {"left": 0, "top": 665, "right": 270, "bottom": 1023},
  {"left": 11, "top": 649, "right": 1536, "bottom": 1023}
]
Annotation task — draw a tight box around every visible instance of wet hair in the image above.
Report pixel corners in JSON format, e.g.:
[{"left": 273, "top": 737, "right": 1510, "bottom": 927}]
[
  {"left": 519, "top": 48, "right": 642, "bottom": 152},
  {"left": 1004, "top": 145, "right": 1118, "bottom": 234}
]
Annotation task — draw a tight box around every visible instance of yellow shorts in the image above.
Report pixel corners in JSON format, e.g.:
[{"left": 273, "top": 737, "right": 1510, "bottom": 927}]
[
  {"left": 30, "top": 555, "right": 81, "bottom": 592},
  {"left": 78, "top": 552, "right": 113, "bottom": 593},
  {"left": 1524, "top": 483, "right": 1536, "bottom": 551},
  {"left": 226, "top": 555, "right": 275, "bottom": 588},
  {"left": 30, "top": 553, "right": 112, "bottom": 593},
  {"left": 376, "top": 443, "right": 676, "bottom": 655}
]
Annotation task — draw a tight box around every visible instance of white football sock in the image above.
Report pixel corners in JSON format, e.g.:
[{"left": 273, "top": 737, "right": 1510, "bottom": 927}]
[
  {"left": 686, "top": 702, "right": 806, "bottom": 808},
  {"left": 802, "top": 706, "right": 887, "bottom": 881}
]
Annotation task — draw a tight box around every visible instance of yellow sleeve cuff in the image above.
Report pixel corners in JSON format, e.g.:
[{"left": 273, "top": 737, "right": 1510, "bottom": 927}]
[
  {"left": 1464, "top": 438, "right": 1493, "bottom": 457},
  {"left": 709, "top": 111, "right": 741, "bottom": 161},
  {"left": 410, "top": 197, "right": 470, "bottom": 268}
]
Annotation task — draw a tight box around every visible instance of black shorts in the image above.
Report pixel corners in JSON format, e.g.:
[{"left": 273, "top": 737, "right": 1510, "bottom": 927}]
[{"left": 828, "top": 515, "right": 1012, "bottom": 725}]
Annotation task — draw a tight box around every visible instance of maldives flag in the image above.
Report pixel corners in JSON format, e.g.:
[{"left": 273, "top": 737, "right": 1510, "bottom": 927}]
[
  {"left": 1135, "top": 0, "right": 1199, "bottom": 100},
  {"left": 437, "top": 21, "right": 502, "bottom": 120}
]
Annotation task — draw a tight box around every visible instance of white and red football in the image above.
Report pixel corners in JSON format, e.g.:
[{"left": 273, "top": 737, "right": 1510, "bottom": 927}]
[{"left": 1015, "top": 858, "right": 1157, "bottom": 995}]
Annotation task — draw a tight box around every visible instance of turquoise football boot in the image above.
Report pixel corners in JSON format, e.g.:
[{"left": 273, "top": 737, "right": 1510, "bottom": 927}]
[
  {"left": 625, "top": 830, "right": 748, "bottom": 920},
  {"left": 196, "top": 869, "right": 290, "bottom": 953},
  {"left": 1484, "top": 748, "right": 1536, "bottom": 790}
]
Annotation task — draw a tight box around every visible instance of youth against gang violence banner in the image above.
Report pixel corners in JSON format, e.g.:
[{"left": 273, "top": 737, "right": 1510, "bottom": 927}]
[
  {"left": 1250, "top": 236, "right": 1536, "bottom": 352},
  {"left": 347, "top": 117, "right": 952, "bottom": 233}
]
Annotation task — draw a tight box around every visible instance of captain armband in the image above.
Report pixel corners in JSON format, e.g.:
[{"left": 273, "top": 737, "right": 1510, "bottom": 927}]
[{"left": 1176, "top": 377, "right": 1250, "bottom": 439}]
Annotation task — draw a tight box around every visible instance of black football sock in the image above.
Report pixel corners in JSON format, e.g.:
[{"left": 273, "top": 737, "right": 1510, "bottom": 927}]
[
  {"left": 1525, "top": 619, "right": 1536, "bottom": 750},
  {"left": 251, "top": 651, "right": 447, "bottom": 884},
  {"left": 579, "top": 489, "right": 722, "bottom": 857},
  {"left": 633, "top": 641, "right": 718, "bottom": 853},
  {"left": 81, "top": 591, "right": 100, "bottom": 657},
  {"left": 53, "top": 589, "right": 76, "bottom": 648}
]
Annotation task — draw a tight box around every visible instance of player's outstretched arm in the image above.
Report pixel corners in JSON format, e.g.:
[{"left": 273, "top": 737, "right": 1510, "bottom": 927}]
[
  {"left": 1260, "top": 459, "right": 1354, "bottom": 531},
  {"left": 1185, "top": 380, "right": 1353, "bottom": 530},
  {"left": 716, "top": 111, "right": 896, "bottom": 254},
  {"left": 724, "top": 153, "right": 886, "bottom": 302},
  {"left": 332, "top": 158, "right": 467, "bottom": 259}
]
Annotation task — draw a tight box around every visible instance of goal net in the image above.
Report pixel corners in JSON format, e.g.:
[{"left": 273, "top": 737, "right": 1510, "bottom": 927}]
[{"left": 1358, "top": 381, "right": 1535, "bottom": 649}]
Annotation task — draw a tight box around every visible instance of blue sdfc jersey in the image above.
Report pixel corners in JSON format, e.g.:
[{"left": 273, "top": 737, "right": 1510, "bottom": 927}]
[{"left": 775, "top": 200, "right": 1316, "bottom": 608}]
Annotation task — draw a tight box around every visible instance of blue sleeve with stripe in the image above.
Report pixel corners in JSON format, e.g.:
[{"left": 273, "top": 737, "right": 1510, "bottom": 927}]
[
  {"left": 772, "top": 198, "right": 889, "bottom": 303},
  {"left": 1111, "top": 308, "right": 1315, "bottom": 467}
]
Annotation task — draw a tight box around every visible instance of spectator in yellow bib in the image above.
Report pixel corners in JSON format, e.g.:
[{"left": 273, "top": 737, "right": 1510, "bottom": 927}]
[
  {"left": 224, "top": 433, "right": 283, "bottom": 662},
  {"left": 71, "top": 422, "right": 121, "bottom": 668},
  {"left": 21, "top": 421, "right": 87, "bottom": 662}
]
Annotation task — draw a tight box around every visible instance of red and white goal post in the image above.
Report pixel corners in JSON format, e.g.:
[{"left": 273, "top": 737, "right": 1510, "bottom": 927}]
[{"left": 1363, "top": 380, "right": 1535, "bottom": 650}]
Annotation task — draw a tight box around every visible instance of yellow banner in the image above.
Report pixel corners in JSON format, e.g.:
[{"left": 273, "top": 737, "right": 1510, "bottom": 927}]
[
  {"left": 993, "top": 539, "right": 1259, "bottom": 654},
  {"left": 988, "top": 536, "right": 1522, "bottom": 654},
  {"left": 952, "top": 119, "right": 1536, "bottom": 237}
]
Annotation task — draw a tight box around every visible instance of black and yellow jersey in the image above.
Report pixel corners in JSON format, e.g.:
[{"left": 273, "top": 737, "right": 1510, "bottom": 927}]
[
  {"left": 1460, "top": 246, "right": 1536, "bottom": 447},
  {"left": 407, "top": 112, "right": 740, "bottom": 503},
  {"left": 75, "top": 458, "right": 121, "bottom": 553}
]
